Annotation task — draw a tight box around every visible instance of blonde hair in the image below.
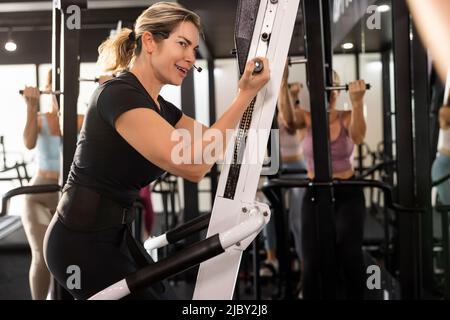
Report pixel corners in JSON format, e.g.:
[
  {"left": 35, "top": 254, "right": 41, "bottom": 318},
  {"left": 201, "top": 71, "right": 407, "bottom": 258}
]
[
  {"left": 97, "top": 2, "right": 201, "bottom": 73},
  {"left": 332, "top": 70, "right": 341, "bottom": 86},
  {"left": 46, "top": 68, "right": 52, "bottom": 89}
]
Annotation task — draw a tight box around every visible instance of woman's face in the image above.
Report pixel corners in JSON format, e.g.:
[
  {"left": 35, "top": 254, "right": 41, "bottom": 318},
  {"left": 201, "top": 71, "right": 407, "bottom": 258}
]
[{"left": 150, "top": 21, "right": 199, "bottom": 86}]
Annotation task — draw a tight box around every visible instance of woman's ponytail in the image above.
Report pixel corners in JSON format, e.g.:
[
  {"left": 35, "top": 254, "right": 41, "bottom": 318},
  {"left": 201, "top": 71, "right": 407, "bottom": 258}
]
[{"left": 97, "top": 28, "right": 137, "bottom": 73}]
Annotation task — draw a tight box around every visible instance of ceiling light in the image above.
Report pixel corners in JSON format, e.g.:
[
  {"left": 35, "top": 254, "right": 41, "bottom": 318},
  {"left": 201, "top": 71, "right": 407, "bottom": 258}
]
[
  {"left": 4, "top": 40, "right": 17, "bottom": 52},
  {"left": 341, "top": 42, "right": 354, "bottom": 50},
  {"left": 377, "top": 5, "right": 391, "bottom": 13},
  {"left": 4, "top": 29, "right": 17, "bottom": 52}
]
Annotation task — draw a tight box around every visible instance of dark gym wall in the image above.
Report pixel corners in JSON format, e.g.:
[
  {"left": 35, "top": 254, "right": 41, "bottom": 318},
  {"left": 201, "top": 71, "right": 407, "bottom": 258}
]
[
  {"left": 0, "top": 8, "right": 147, "bottom": 64},
  {"left": 0, "top": 29, "right": 113, "bottom": 64}
]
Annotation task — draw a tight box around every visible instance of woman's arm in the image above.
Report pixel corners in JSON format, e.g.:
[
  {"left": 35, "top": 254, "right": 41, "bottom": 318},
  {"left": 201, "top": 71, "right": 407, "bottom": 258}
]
[
  {"left": 278, "top": 81, "right": 307, "bottom": 131},
  {"left": 347, "top": 80, "right": 367, "bottom": 145},
  {"left": 406, "top": 0, "right": 450, "bottom": 82},
  {"left": 22, "top": 86, "right": 40, "bottom": 150},
  {"left": 277, "top": 81, "right": 295, "bottom": 128},
  {"left": 277, "top": 62, "right": 307, "bottom": 131},
  {"left": 115, "top": 58, "right": 270, "bottom": 183},
  {"left": 277, "top": 63, "right": 294, "bottom": 128},
  {"left": 439, "top": 106, "right": 450, "bottom": 130},
  {"left": 77, "top": 114, "right": 85, "bottom": 132},
  {"left": 116, "top": 92, "right": 262, "bottom": 182}
]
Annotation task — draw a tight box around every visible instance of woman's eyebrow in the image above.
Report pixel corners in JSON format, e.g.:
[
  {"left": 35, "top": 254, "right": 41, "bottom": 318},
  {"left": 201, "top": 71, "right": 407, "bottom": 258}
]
[
  {"left": 177, "top": 36, "right": 199, "bottom": 49},
  {"left": 177, "top": 36, "right": 191, "bottom": 44}
]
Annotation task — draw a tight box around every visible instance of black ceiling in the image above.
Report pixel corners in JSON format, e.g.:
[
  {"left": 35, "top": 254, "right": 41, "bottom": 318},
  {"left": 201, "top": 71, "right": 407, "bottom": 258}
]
[
  {"left": 335, "top": 1, "right": 393, "bottom": 54},
  {"left": 0, "top": 6, "right": 147, "bottom": 64},
  {"left": 0, "top": 0, "right": 392, "bottom": 65},
  {"left": 179, "top": 0, "right": 240, "bottom": 59}
]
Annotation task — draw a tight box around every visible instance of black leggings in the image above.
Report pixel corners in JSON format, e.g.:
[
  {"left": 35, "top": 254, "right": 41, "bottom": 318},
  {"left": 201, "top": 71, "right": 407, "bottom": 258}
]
[
  {"left": 44, "top": 214, "right": 177, "bottom": 300},
  {"left": 301, "top": 184, "right": 366, "bottom": 299}
]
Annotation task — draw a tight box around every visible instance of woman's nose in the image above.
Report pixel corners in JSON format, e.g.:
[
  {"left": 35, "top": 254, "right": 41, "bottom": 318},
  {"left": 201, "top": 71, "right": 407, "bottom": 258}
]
[{"left": 186, "top": 49, "right": 196, "bottom": 64}]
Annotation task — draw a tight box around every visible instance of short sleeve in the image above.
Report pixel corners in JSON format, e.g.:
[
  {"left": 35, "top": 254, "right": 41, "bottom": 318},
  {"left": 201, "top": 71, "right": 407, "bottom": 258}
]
[
  {"left": 96, "top": 82, "right": 155, "bottom": 128},
  {"left": 160, "top": 98, "right": 183, "bottom": 126}
]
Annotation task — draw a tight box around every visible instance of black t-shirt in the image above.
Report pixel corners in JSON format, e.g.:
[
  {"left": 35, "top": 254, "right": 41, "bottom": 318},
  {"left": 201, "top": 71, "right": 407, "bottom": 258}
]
[{"left": 65, "top": 71, "right": 183, "bottom": 206}]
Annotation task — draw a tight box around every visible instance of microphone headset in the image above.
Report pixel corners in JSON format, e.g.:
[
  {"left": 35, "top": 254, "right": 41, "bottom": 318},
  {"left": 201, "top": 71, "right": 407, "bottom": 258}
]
[{"left": 193, "top": 65, "right": 203, "bottom": 72}]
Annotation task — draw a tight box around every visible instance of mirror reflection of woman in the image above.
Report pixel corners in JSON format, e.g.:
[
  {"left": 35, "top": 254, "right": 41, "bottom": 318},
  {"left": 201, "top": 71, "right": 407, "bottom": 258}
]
[
  {"left": 22, "top": 70, "right": 84, "bottom": 300},
  {"left": 292, "top": 71, "right": 368, "bottom": 299},
  {"left": 432, "top": 92, "right": 450, "bottom": 205},
  {"left": 21, "top": 69, "right": 61, "bottom": 300}
]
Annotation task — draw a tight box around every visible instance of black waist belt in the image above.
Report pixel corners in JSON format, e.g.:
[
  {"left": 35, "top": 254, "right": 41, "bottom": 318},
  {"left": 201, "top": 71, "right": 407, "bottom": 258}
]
[
  {"left": 57, "top": 184, "right": 136, "bottom": 232},
  {"left": 57, "top": 185, "right": 154, "bottom": 274}
]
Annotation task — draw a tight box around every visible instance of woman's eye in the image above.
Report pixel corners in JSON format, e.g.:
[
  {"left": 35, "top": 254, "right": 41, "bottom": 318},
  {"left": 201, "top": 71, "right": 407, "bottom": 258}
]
[{"left": 179, "top": 41, "right": 188, "bottom": 48}]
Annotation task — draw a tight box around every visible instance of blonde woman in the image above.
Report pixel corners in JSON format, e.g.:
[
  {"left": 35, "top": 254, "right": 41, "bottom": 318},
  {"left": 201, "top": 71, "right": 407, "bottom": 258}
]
[
  {"left": 295, "top": 71, "right": 368, "bottom": 299},
  {"left": 44, "top": 2, "right": 269, "bottom": 299}
]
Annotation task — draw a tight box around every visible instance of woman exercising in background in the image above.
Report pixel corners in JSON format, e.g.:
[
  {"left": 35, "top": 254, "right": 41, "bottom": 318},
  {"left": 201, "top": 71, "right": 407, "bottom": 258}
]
[{"left": 294, "top": 71, "right": 368, "bottom": 299}]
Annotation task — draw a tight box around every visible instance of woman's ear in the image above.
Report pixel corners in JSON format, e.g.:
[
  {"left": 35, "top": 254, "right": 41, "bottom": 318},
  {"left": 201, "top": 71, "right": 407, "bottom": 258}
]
[{"left": 141, "top": 31, "right": 156, "bottom": 54}]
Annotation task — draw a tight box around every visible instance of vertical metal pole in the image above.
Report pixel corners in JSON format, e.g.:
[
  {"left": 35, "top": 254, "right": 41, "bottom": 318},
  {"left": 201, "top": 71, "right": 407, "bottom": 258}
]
[
  {"left": 412, "top": 23, "right": 434, "bottom": 297},
  {"left": 355, "top": 53, "right": 365, "bottom": 176},
  {"left": 392, "top": 0, "right": 420, "bottom": 299},
  {"left": 52, "top": 5, "right": 61, "bottom": 109},
  {"left": 252, "top": 235, "right": 261, "bottom": 300},
  {"left": 0, "top": 136, "right": 4, "bottom": 169},
  {"left": 181, "top": 70, "right": 200, "bottom": 282},
  {"left": 208, "top": 59, "right": 218, "bottom": 205},
  {"left": 60, "top": 8, "right": 80, "bottom": 186},
  {"left": 381, "top": 50, "right": 394, "bottom": 185},
  {"left": 381, "top": 50, "right": 395, "bottom": 272},
  {"left": 181, "top": 70, "right": 200, "bottom": 227},
  {"left": 52, "top": 1, "right": 73, "bottom": 300},
  {"left": 35, "top": 64, "right": 40, "bottom": 112},
  {"left": 303, "top": 0, "right": 336, "bottom": 299}
]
